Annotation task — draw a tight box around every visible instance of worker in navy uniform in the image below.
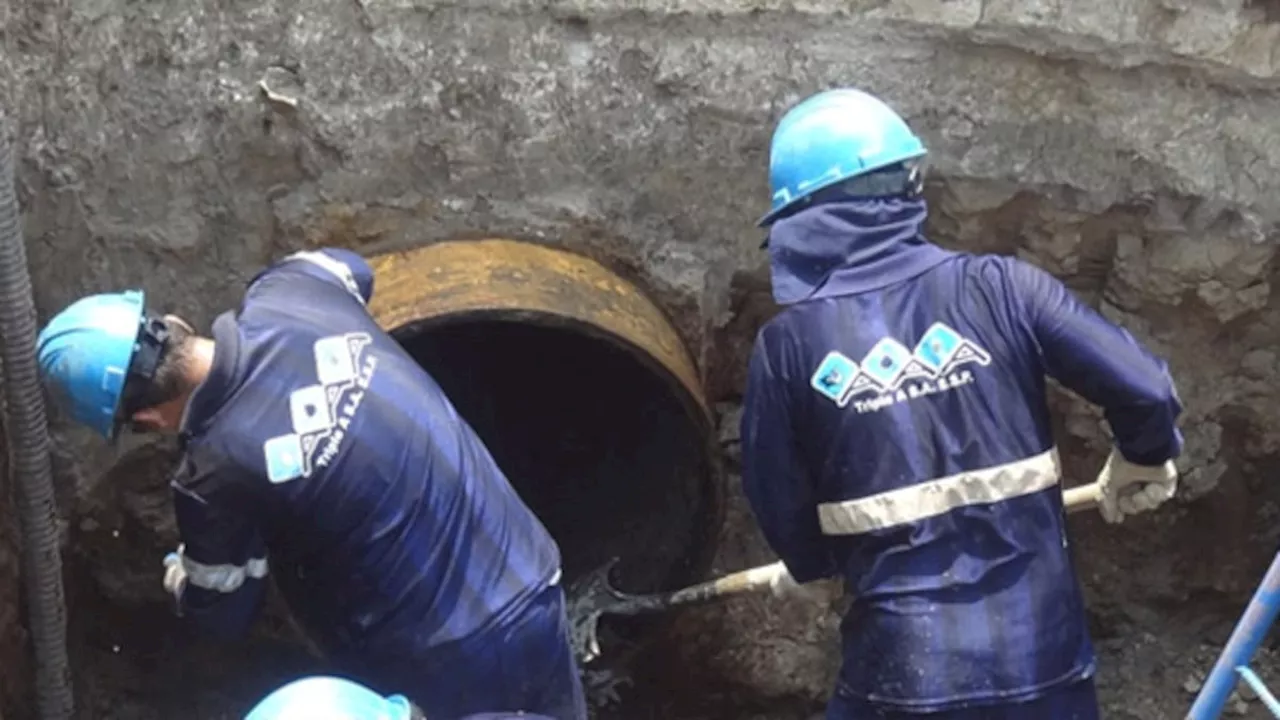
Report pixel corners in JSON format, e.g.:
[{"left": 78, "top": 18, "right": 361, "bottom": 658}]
[
  {"left": 741, "top": 88, "right": 1183, "bottom": 720},
  {"left": 37, "top": 248, "right": 587, "bottom": 719}
]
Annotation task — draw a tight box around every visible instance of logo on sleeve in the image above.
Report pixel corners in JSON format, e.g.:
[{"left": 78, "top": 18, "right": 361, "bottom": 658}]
[
  {"left": 810, "top": 322, "right": 991, "bottom": 413},
  {"left": 262, "top": 332, "right": 379, "bottom": 484}
]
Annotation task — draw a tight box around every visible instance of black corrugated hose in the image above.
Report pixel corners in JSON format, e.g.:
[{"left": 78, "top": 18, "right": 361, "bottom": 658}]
[{"left": 0, "top": 121, "right": 75, "bottom": 719}]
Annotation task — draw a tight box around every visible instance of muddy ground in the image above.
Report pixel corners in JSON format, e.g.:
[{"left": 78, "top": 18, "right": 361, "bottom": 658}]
[
  {"left": 65, "top": 601, "right": 1280, "bottom": 720},
  {"left": 56, "top": 402, "right": 1280, "bottom": 720}
]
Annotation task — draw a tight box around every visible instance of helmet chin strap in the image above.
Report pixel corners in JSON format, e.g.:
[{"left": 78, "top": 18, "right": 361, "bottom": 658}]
[
  {"left": 117, "top": 314, "right": 171, "bottom": 423},
  {"left": 903, "top": 164, "right": 925, "bottom": 198}
]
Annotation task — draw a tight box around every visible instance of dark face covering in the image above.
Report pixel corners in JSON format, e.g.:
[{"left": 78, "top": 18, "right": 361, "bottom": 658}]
[{"left": 764, "top": 196, "right": 953, "bottom": 305}]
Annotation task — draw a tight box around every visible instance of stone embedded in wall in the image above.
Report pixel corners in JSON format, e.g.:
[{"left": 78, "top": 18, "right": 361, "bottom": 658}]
[{"left": 1177, "top": 419, "right": 1228, "bottom": 501}]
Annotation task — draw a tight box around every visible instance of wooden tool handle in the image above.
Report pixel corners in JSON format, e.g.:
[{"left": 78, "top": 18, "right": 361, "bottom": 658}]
[
  {"left": 706, "top": 561, "right": 787, "bottom": 594},
  {"left": 660, "top": 480, "right": 1105, "bottom": 609},
  {"left": 1062, "top": 480, "right": 1102, "bottom": 513},
  {"left": 658, "top": 561, "right": 786, "bottom": 606}
]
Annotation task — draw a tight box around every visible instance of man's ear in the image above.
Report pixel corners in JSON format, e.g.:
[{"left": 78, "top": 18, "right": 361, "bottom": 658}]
[
  {"left": 163, "top": 314, "right": 195, "bottom": 334},
  {"left": 130, "top": 407, "right": 166, "bottom": 430}
]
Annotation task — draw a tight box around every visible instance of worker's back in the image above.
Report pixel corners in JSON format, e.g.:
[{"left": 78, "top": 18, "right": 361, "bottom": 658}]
[
  {"left": 757, "top": 249, "right": 1091, "bottom": 705},
  {"left": 751, "top": 246, "right": 1093, "bottom": 711},
  {"left": 744, "top": 87, "right": 1178, "bottom": 720},
  {"left": 176, "top": 250, "right": 561, "bottom": 669},
  {"left": 743, "top": 196, "right": 1177, "bottom": 713}
]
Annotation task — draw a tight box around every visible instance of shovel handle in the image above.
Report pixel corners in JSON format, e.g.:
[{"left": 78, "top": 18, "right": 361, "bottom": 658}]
[
  {"left": 661, "top": 561, "right": 786, "bottom": 606},
  {"left": 1062, "top": 480, "right": 1102, "bottom": 513},
  {"left": 639, "top": 479, "right": 1106, "bottom": 613},
  {"left": 573, "top": 477, "right": 1114, "bottom": 667}
]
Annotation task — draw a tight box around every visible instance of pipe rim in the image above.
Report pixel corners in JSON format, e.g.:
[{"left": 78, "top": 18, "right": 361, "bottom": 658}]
[{"left": 365, "top": 238, "right": 724, "bottom": 596}]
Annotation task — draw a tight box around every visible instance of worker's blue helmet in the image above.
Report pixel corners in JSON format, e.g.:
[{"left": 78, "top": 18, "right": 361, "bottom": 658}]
[
  {"left": 758, "top": 88, "right": 927, "bottom": 227},
  {"left": 244, "top": 676, "right": 417, "bottom": 720},
  {"left": 36, "top": 290, "right": 153, "bottom": 440}
]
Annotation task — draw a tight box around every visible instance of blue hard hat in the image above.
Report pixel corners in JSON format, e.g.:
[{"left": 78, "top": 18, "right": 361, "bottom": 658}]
[
  {"left": 245, "top": 676, "right": 416, "bottom": 720},
  {"left": 759, "top": 88, "right": 927, "bottom": 227},
  {"left": 36, "top": 290, "right": 148, "bottom": 439}
]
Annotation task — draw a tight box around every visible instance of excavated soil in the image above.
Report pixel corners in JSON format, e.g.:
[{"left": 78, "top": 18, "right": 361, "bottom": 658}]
[{"left": 57, "top": 402, "right": 1280, "bottom": 719}]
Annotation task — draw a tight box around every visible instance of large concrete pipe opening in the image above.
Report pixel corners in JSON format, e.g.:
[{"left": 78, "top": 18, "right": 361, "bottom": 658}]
[{"left": 367, "top": 239, "right": 723, "bottom": 657}]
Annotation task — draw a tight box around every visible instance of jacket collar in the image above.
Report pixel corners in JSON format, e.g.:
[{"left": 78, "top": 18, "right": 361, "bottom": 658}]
[
  {"left": 179, "top": 311, "right": 244, "bottom": 440},
  {"left": 766, "top": 197, "right": 953, "bottom": 305}
]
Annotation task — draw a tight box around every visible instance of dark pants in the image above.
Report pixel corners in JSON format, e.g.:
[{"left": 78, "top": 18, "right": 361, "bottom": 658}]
[
  {"left": 826, "top": 677, "right": 1100, "bottom": 720},
  {"left": 408, "top": 583, "right": 587, "bottom": 720}
]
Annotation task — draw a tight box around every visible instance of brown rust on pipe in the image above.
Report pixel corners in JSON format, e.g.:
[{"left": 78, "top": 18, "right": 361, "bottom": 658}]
[{"left": 366, "top": 239, "right": 709, "bottom": 419}]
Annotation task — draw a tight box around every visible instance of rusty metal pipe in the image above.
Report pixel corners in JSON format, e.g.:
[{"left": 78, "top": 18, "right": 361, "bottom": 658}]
[
  {"left": 367, "top": 239, "right": 708, "bottom": 423},
  {"left": 365, "top": 238, "right": 722, "bottom": 596}
]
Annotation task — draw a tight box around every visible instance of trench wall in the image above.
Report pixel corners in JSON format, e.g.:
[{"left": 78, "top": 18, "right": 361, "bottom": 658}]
[{"left": 5, "top": 0, "right": 1280, "bottom": 717}]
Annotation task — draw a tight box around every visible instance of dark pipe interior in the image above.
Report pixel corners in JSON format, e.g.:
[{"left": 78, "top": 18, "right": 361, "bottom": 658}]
[{"left": 395, "top": 315, "right": 714, "bottom": 597}]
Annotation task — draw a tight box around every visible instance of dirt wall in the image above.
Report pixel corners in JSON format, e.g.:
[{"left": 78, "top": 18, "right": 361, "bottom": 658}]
[{"left": 5, "top": 0, "right": 1280, "bottom": 717}]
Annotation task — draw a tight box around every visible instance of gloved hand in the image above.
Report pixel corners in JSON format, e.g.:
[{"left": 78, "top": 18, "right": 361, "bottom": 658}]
[
  {"left": 1096, "top": 447, "right": 1178, "bottom": 524},
  {"left": 162, "top": 545, "right": 187, "bottom": 610}
]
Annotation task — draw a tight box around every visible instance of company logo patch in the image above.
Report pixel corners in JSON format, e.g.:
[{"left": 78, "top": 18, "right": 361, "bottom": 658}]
[
  {"left": 810, "top": 322, "right": 992, "bottom": 414},
  {"left": 262, "top": 332, "right": 378, "bottom": 484}
]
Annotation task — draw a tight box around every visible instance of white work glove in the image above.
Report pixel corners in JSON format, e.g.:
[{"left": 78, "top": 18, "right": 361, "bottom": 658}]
[
  {"left": 162, "top": 545, "right": 187, "bottom": 611},
  {"left": 1096, "top": 448, "right": 1178, "bottom": 524}
]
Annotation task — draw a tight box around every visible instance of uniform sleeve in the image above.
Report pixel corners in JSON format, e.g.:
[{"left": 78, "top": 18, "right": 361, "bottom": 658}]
[
  {"left": 1006, "top": 258, "right": 1184, "bottom": 465},
  {"left": 739, "top": 334, "right": 836, "bottom": 583},
  {"left": 254, "top": 247, "right": 376, "bottom": 305},
  {"left": 170, "top": 464, "right": 269, "bottom": 639}
]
